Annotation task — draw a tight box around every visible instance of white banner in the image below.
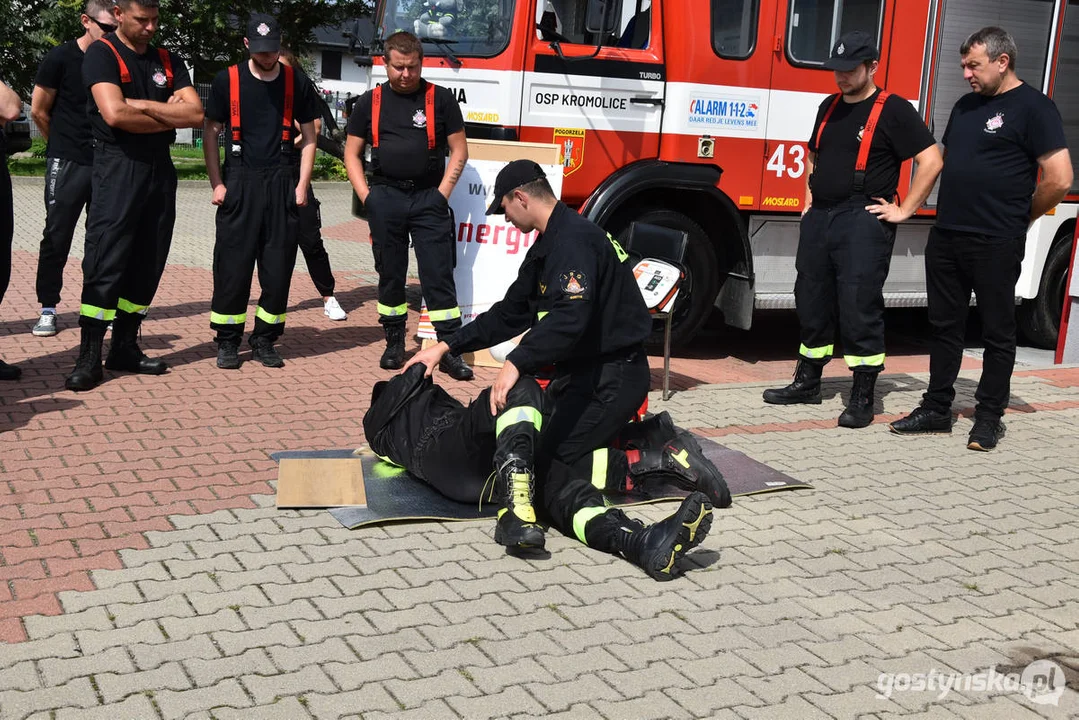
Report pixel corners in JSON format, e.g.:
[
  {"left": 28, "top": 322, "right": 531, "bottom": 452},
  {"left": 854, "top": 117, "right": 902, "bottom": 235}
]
[{"left": 418, "top": 158, "right": 563, "bottom": 339}]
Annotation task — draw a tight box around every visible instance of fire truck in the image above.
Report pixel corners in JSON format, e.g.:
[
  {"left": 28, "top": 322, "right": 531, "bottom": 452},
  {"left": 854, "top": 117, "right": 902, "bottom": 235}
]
[{"left": 343, "top": 0, "right": 1079, "bottom": 348}]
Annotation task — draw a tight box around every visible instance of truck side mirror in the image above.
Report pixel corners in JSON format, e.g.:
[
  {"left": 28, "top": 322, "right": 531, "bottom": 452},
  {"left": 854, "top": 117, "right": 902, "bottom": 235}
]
[{"left": 584, "top": 0, "right": 619, "bottom": 35}]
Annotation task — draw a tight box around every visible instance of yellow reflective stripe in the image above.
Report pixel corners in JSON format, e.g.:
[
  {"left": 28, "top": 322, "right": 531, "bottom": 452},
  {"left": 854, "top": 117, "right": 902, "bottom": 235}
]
[
  {"left": 378, "top": 302, "right": 408, "bottom": 317},
  {"left": 799, "top": 344, "right": 833, "bottom": 360},
  {"left": 670, "top": 448, "right": 690, "bottom": 469},
  {"left": 591, "top": 448, "right": 608, "bottom": 490},
  {"left": 495, "top": 406, "right": 542, "bottom": 437},
  {"left": 80, "top": 304, "right": 116, "bottom": 321},
  {"left": 377, "top": 454, "right": 404, "bottom": 468},
  {"left": 536, "top": 311, "right": 549, "bottom": 322},
  {"left": 117, "top": 298, "right": 148, "bottom": 315},
  {"left": 845, "top": 353, "right": 886, "bottom": 368},
  {"left": 606, "top": 233, "right": 629, "bottom": 263},
  {"left": 572, "top": 506, "right": 609, "bottom": 544},
  {"left": 428, "top": 307, "right": 462, "bottom": 322},
  {"left": 210, "top": 311, "right": 247, "bottom": 325},
  {"left": 256, "top": 307, "right": 286, "bottom": 325}
]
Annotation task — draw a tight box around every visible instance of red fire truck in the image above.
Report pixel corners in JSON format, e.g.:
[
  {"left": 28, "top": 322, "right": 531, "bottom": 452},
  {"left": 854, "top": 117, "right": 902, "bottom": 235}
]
[{"left": 350, "top": 0, "right": 1079, "bottom": 348}]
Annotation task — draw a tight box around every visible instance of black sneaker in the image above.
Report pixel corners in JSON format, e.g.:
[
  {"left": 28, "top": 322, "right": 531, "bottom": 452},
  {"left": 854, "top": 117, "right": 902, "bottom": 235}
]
[
  {"left": 250, "top": 340, "right": 285, "bottom": 368},
  {"left": 216, "top": 341, "right": 241, "bottom": 370},
  {"left": 889, "top": 407, "right": 952, "bottom": 435},
  {"left": 439, "top": 352, "right": 474, "bottom": 381},
  {"left": 967, "top": 418, "right": 1005, "bottom": 451},
  {"left": 617, "top": 492, "right": 713, "bottom": 581}
]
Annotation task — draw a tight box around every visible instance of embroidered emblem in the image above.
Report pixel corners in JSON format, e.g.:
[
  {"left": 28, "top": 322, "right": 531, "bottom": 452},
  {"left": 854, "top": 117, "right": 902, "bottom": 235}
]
[
  {"left": 560, "top": 271, "right": 587, "bottom": 297},
  {"left": 539, "top": 282, "right": 547, "bottom": 294},
  {"left": 836, "top": 43, "right": 845, "bottom": 55},
  {"left": 412, "top": 109, "right": 427, "bottom": 128},
  {"left": 985, "top": 112, "right": 1004, "bottom": 134},
  {"left": 257, "top": 22, "right": 271, "bottom": 36},
  {"left": 857, "top": 125, "right": 865, "bottom": 142},
  {"left": 152, "top": 68, "right": 167, "bottom": 88}
]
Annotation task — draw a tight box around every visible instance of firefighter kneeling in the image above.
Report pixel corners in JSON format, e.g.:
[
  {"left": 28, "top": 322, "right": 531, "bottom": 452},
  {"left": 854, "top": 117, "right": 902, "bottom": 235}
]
[
  {"left": 365, "top": 365, "right": 730, "bottom": 580},
  {"left": 763, "top": 31, "right": 943, "bottom": 427}
]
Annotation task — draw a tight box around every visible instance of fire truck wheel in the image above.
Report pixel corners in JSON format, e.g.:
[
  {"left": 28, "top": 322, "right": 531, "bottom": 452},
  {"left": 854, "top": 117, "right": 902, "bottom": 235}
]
[
  {"left": 1018, "top": 234, "right": 1073, "bottom": 349},
  {"left": 617, "top": 209, "right": 719, "bottom": 348}
]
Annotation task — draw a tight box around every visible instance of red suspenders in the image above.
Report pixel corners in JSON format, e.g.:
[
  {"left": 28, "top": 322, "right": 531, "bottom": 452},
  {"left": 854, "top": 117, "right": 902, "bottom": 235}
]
[
  {"left": 99, "top": 38, "right": 173, "bottom": 88},
  {"left": 814, "top": 90, "right": 891, "bottom": 193},
  {"left": 227, "top": 62, "right": 296, "bottom": 156},
  {"left": 371, "top": 81, "right": 437, "bottom": 150}
]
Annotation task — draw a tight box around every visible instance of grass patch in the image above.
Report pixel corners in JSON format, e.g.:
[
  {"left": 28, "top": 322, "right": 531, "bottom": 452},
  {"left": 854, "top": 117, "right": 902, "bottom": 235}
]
[{"left": 8, "top": 148, "right": 346, "bottom": 182}]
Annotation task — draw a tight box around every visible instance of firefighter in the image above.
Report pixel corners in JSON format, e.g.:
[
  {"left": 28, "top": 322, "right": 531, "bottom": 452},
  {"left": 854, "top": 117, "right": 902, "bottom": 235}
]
[
  {"left": 403, "top": 160, "right": 724, "bottom": 558},
  {"left": 1, "top": 78, "right": 21, "bottom": 379},
  {"left": 891, "top": 27, "right": 1071, "bottom": 451},
  {"left": 202, "top": 14, "right": 320, "bottom": 369},
  {"left": 365, "top": 364, "right": 728, "bottom": 580},
  {"left": 343, "top": 30, "right": 473, "bottom": 381},
  {"left": 762, "top": 30, "right": 942, "bottom": 428},
  {"left": 30, "top": 0, "right": 117, "bottom": 338},
  {"left": 66, "top": 0, "right": 204, "bottom": 392},
  {"left": 279, "top": 47, "right": 347, "bottom": 323}
]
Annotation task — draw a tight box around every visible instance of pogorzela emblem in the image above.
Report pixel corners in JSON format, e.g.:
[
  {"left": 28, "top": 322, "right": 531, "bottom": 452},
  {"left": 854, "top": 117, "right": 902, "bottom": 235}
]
[
  {"left": 257, "top": 22, "right": 271, "bottom": 36},
  {"left": 560, "top": 271, "right": 587, "bottom": 297}
]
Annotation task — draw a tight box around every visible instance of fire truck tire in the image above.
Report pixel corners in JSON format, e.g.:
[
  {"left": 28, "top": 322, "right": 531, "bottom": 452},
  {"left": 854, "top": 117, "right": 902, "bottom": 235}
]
[
  {"left": 1017, "top": 234, "right": 1073, "bottom": 349},
  {"left": 617, "top": 209, "right": 719, "bottom": 348}
]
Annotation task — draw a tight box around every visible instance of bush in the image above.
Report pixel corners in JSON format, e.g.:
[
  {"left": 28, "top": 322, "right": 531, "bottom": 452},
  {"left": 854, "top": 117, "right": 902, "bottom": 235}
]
[
  {"left": 313, "top": 152, "right": 347, "bottom": 181},
  {"left": 30, "top": 137, "right": 47, "bottom": 158}
]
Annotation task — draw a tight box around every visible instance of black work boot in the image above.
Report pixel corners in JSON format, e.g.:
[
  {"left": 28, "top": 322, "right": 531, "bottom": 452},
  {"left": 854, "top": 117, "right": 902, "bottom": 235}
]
[
  {"left": 380, "top": 323, "right": 406, "bottom": 370},
  {"left": 614, "top": 492, "right": 713, "bottom": 581},
  {"left": 104, "top": 313, "right": 168, "bottom": 375},
  {"left": 250, "top": 337, "right": 285, "bottom": 368},
  {"left": 614, "top": 411, "right": 678, "bottom": 450},
  {"left": 838, "top": 370, "right": 879, "bottom": 429},
  {"left": 762, "top": 359, "right": 824, "bottom": 405},
  {"left": 65, "top": 325, "right": 106, "bottom": 392},
  {"left": 216, "top": 340, "right": 241, "bottom": 370},
  {"left": 0, "top": 358, "right": 20, "bottom": 381},
  {"left": 627, "top": 433, "right": 732, "bottom": 509},
  {"left": 492, "top": 457, "right": 545, "bottom": 551},
  {"left": 439, "top": 351, "right": 474, "bottom": 381}
]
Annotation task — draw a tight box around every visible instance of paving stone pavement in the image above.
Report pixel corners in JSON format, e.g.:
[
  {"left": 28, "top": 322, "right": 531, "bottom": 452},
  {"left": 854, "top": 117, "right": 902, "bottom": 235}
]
[{"left": 1, "top": 178, "right": 1078, "bottom": 718}]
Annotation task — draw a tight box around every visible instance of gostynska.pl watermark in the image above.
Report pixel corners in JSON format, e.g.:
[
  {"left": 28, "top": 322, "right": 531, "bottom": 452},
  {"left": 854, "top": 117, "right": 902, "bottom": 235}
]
[{"left": 875, "top": 660, "right": 1067, "bottom": 706}]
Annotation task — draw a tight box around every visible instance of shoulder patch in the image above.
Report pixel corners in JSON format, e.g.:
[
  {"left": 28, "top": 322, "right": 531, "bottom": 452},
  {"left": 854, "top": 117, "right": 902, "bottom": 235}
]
[{"left": 560, "top": 271, "right": 587, "bottom": 298}]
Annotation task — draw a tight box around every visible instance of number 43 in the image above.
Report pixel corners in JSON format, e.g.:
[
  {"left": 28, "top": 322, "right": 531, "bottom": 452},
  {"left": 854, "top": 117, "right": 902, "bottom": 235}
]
[{"left": 767, "top": 143, "right": 806, "bottom": 178}]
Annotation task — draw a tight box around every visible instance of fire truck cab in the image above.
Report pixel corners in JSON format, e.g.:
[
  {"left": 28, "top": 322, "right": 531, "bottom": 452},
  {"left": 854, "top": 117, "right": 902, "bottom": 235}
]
[{"left": 357, "top": 0, "right": 1079, "bottom": 348}]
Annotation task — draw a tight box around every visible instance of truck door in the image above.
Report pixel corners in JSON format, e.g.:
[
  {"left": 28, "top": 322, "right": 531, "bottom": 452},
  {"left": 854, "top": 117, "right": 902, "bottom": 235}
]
[
  {"left": 761, "top": 0, "right": 897, "bottom": 209},
  {"left": 520, "top": 0, "right": 666, "bottom": 206}
]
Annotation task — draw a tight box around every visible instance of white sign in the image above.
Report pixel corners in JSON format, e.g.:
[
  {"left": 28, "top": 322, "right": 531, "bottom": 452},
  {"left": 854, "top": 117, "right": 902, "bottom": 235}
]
[{"left": 418, "top": 158, "right": 563, "bottom": 338}]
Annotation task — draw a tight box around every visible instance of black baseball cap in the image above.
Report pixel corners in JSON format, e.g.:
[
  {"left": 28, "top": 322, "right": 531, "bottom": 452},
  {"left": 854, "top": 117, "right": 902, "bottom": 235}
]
[
  {"left": 486, "top": 159, "right": 548, "bottom": 215},
  {"left": 247, "top": 13, "right": 282, "bottom": 53},
  {"left": 823, "top": 30, "right": 879, "bottom": 71}
]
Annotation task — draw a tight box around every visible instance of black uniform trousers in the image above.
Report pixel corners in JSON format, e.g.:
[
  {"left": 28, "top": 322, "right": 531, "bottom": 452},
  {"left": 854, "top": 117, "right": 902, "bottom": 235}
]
[
  {"left": 536, "top": 349, "right": 651, "bottom": 548},
  {"left": 80, "top": 143, "right": 175, "bottom": 329},
  {"left": 210, "top": 163, "right": 300, "bottom": 345},
  {"left": 1, "top": 154, "right": 11, "bottom": 305},
  {"left": 922, "top": 227, "right": 1026, "bottom": 420},
  {"left": 37, "top": 157, "right": 93, "bottom": 308},
  {"left": 795, "top": 200, "right": 896, "bottom": 370},
  {"left": 297, "top": 186, "right": 335, "bottom": 297},
  {"left": 364, "top": 183, "right": 462, "bottom": 339}
]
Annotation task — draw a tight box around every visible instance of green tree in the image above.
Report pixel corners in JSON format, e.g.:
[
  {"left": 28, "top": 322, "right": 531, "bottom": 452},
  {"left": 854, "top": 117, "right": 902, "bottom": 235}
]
[{"left": 0, "top": 0, "right": 374, "bottom": 97}]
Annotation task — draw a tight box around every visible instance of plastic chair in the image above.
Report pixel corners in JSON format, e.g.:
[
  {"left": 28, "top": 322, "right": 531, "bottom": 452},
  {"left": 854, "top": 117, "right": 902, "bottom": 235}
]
[{"left": 624, "top": 222, "right": 689, "bottom": 400}]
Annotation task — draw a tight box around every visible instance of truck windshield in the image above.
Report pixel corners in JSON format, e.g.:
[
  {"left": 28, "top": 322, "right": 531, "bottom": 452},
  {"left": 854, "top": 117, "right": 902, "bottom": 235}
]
[{"left": 376, "top": 0, "right": 514, "bottom": 58}]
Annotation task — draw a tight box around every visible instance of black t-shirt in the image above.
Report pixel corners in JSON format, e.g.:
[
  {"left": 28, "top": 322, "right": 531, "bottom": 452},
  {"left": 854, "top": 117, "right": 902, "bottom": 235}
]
[
  {"left": 206, "top": 62, "right": 321, "bottom": 169},
  {"left": 35, "top": 41, "right": 93, "bottom": 165},
  {"left": 937, "top": 83, "right": 1068, "bottom": 237},
  {"left": 808, "top": 90, "right": 936, "bottom": 205},
  {"left": 346, "top": 80, "right": 464, "bottom": 187},
  {"left": 83, "top": 34, "right": 192, "bottom": 152}
]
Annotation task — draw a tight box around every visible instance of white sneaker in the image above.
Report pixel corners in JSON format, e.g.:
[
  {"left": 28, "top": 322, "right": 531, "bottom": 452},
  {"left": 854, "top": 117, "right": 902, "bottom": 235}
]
[
  {"left": 32, "top": 312, "right": 58, "bottom": 337},
  {"left": 323, "top": 297, "right": 347, "bottom": 321}
]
